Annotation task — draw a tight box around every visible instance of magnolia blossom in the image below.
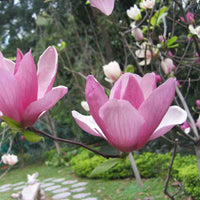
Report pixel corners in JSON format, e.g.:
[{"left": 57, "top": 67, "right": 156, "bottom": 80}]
[
  {"left": 155, "top": 74, "right": 162, "bottom": 83},
  {"left": 196, "top": 100, "right": 200, "bottom": 109},
  {"left": 180, "top": 12, "right": 194, "bottom": 24},
  {"left": 89, "top": 0, "right": 115, "bottom": 16},
  {"left": 103, "top": 61, "right": 122, "bottom": 83},
  {"left": 189, "top": 25, "right": 200, "bottom": 39},
  {"left": 135, "top": 43, "right": 157, "bottom": 66},
  {"left": 140, "top": 0, "right": 156, "bottom": 10},
  {"left": 130, "top": 22, "right": 143, "bottom": 41},
  {"left": 127, "top": 5, "right": 141, "bottom": 21},
  {"left": 72, "top": 73, "right": 187, "bottom": 153},
  {"left": 81, "top": 101, "right": 90, "bottom": 112},
  {"left": 161, "top": 58, "right": 176, "bottom": 74},
  {"left": 0, "top": 47, "right": 68, "bottom": 127},
  {"left": 1, "top": 154, "right": 18, "bottom": 165}
]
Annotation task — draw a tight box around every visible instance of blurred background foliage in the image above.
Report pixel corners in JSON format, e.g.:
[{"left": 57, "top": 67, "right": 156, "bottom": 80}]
[{"left": 0, "top": 0, "right": 199, "bottom": 161}]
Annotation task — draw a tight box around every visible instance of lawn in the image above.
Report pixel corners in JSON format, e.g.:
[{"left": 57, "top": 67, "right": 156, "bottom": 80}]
[{"left": 0, "top": 163, "right": 188, "bottom": 200}]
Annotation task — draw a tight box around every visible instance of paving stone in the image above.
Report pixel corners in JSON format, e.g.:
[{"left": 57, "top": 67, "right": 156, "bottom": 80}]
[
  {"left": 82, "top": 198, "right": 98, "bottom": 200},
  {"left": 62, "top": 180, "right": 78, "bottom": 185},
  {"left": 45, "top": 185, "right": 61, "bottom": 192},
  {"left": 73, "top": 193, "right": 91, "bottom": 199},
  {"left": 13, "top": 185, "right": 25, "bottom": 191},
  {"left": 0, "top": 187, "right": 11, "bottom": 192},
  {"left": 12, "top": 182, "right": 25, "bottom": 187},
  {"left": 71, "top": 187, "right": 86, "bottom": 193},
  {"left": 52, "top": 192, "right": 71, "bottom": 199},
  {"left": 71, "top": 182, "right": 88, "bottom": 188},
  {"left": 53, "top": 178, "right": 65, "bottom": 183},
  {"left": 0, "top": 184, "right": 12, "bottom": 189},
  {"left": 43, "top": 177, "right": 55, "bottom": 182},
  {"left": 52, "top": 187, "right": 69, "bottom": 194},
  {"left": 41, "top": 182, "right": 55, "bottom": 188}
]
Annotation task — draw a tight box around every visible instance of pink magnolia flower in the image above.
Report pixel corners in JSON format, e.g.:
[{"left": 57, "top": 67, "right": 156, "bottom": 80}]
[
  {"left": 130, "top": 22, "right": 143, "bottom": 41},
  {"left": 1, "top": 154, "right": 18, "bottom": 166},
  {"left": 196, "top": 100, "right": 200, "bottom": 109},
  {"left": 161, "top": 58, "right": 176, "bottom": 75},
  {"left": 72, "top": 73, "right": 187, "bottom": 152},
  {"left": 155, "top": 74, "right": 162, "bottom": 83},
  {"left": 180, "top": 121, "right": 191, "bottom": 134},
  {"left": 127, "top": 5, "right": 141, "bottom": 21},
  {"left": 89, "top": 0, "right": 115, "bottom": 16},
  {"left": 140, "top": 0, "right": 156, "bottom": 10},
  {"left": 0, "top": 47, "right": 68, "bottom": 127}
]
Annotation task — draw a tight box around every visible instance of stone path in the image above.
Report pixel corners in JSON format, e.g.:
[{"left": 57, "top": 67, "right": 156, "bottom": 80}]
[{"left": 0, "top": 177, "right": 98, "bottom": 200}]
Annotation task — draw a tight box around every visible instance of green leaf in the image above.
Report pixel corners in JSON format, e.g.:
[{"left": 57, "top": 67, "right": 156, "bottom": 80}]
[
  {"left": 23, "top": 131, "right": 44, "bottom": 143},
  {"left": 125, "top": 65, "right": 135, "bottom": 73},
  {"left": 2, "top": 116, "right": 23, "bottom": 133},
  {"left": 150, "top": 7, "right": 168, "bottom": 26},
  {"left": 36, "top": 16, "right": 52, "bottom": 26},
  {"left": 90, "top": 158, "right": 121, "bottom": 177},
  {"left": 166, "top": 36, "right": 178, "bottom": 48}
]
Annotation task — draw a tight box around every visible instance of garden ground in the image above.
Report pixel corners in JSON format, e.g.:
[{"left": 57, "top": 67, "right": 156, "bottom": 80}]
[{"left": 0, "top": 163, "right": 189, "bottom": 200}]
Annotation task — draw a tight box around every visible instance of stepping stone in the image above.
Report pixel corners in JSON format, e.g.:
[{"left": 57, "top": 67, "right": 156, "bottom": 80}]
[
  {"left": 71, "top": 187, "right": 86, "bottom": 193},
  {"left": 83, "top": 198, "right": 98, "bottom": 200},
  {"left": 41, "top": 182, "right": 55, "bottom": 188},
  {"left": 53, "top": 178, "right": 65, "bottom": 183},
  {"left": 0, "top": 187, "right": 11, "bottom": 192},
  {"left": 52, "top": 187, "right": 69, "bottom": 194},
  {"left": 45, "top": 185, "right": 61, "bottom": 192},
  {"left": 52, "top": 192, "right": 71, "bottom": 199},
  {"left": 62, "top": 180, "right": 78, "bottom": 185},
  {"left": 13, "top": 185, "right": 25, "bottom": 191},
  {"left": 0, "top": 184, "right": 12, "bottom": 189},
  {"left": 43, "top": 177, "right": 55, "bottom": 182},
  {"left": 71, "top": 182, "right": 88, "bottom": 188},
  {"left": 73, "top": 193, "right": 91, "bottom": 199},
  {"left": 12, "top": 182, "right": 25, "bottom": 187}
]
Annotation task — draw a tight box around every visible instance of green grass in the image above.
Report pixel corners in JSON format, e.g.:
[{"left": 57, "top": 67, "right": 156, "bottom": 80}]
[{"left": 0, "top": 163, "right": 188, "bottom": 200}]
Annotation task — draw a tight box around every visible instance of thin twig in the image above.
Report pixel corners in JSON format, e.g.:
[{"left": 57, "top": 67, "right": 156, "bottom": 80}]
[{"left": 29, "top": 127, "right": 121, "bottom": 159}]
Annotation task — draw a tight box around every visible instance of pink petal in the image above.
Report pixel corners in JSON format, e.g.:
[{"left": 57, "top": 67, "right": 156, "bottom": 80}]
[
  {"left": 15, "top": 51, "right": 38, "bottom": 112},
  {"left": 21, "top": 86, "right": 68, "bottom": 127},
  {"left": 110, "top": 73, "right": 144, "bottom": 109},
  {"left": 72, "top": 111, "right": 106, "bottom": 138},
  {"left": 137, "top": 78, "right": 176, "bottom": 149},
  {"left": 90, "top": 0, "right": 115, "bottom": 16},
  {"left": 37, "top": 47, "right": 58, "bottom": 99},
  {"left": 149, "top": 106, "right": 187, "bottom": 141},
  {"left": 99, "top": 99, "right": 145, "bottom": 152},
  {"left": 140, "top": 73, "right": 157, "bottom": 99},
  {"left": 0, "top": 52, "right": 15, "bottom": 74},
  {"left": 85, "top": 75, "right": 108, "bottom": 132},
  {"left": 0, "top": 67, "right": 23, "bottom": 122},
  {"left": 14, "top": 48, "right": 23, "bottom": 74}
]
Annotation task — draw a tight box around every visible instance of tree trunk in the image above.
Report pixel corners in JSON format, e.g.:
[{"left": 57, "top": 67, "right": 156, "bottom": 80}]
[
  {"left": 194, "top": 141, "right": 200, "bottom": 177},
  {"left": 128, "top": 153, "right": 143, "bottom": 188}
]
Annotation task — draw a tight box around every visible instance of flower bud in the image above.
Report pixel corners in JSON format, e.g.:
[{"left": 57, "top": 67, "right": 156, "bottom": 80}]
[
  {"left": 130, "top": 22, "right": 143, "bottom": 41},
  {"left": 196, "top": 100, "right": 200, "bottom": 109},
  {"left": 1, "top": 154, "right": 18, "bottom": 166},
  {"left": 127, "top": 5, "right": 141, "bottom": 21},
  {"left": 103, "top": 61, "right": 122, "bottom": 83},
  {"left": 81, "top": 101, "right": 90, "bottom": 112},
  {"left": 180, "top": 121, "right": 190, "bottom": 134},
  {"left": 180, "top": 12, "right": 194, "bottom": 24},
  {"left": 161, "top": 58, "right": 176, "bottom": 74},
  {"left": 140, "top": 0, "right": 156, "bottom": 10},
  {"left": 155, "top": 74, "right": 162, "bottom": 83}
]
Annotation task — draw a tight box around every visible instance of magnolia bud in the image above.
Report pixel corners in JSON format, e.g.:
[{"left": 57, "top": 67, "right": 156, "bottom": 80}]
[
  {"left": 130, "top": 22, "right": 143, "bottom": 41},
  {"left": 81, "top": 101, "right": 90, "bottom": 112},
  {"left": 127, "top": 5, "right": 141, "bottom": 21},
  {"left": 161, "top": 58, "right": 176, "bottom": 74},
  {"left": 103, "top": 61, "right": 122, "bottom": 83}
]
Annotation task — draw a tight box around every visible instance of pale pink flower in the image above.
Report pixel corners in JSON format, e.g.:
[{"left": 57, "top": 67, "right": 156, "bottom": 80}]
[
  {"left": 1, "top": 154, "right": 18, "bottom": 165},
  {"left": 127, "top": 5, "right": 141, "bottom": 21},
  {"left": 89, "top": 0, "right": 115, "bottom": 16},
  {"left": 161, "top": 58, "right": 176, "bottom": 74},
  {"left": 72, "top": 73, "right": 187, "bottom": 152},
  {"left": 130, "top": 22, "right": 143, "bottom": 41},
  {"left": 189, "top": 25, "right": 200, "bottom": 39},
  {"left": 140, "top": 0, "right": 156, "bottom": 10},
  {"left": 0, "top": 47, "right": 68, "bottom": 127},
  {"left": 103, "top": 61, "right": 122, "bottom": 83}
]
